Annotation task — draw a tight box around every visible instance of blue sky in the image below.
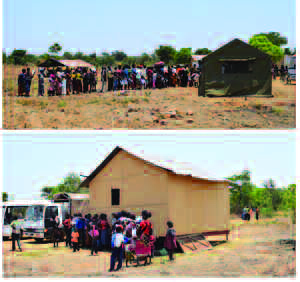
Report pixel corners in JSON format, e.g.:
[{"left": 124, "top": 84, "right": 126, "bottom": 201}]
[
  {"left": 3, "top": 131, "right": 296, "bottom": 200},
  {"left": 2, "top": 0, "right": 296, "bottom": 55}
]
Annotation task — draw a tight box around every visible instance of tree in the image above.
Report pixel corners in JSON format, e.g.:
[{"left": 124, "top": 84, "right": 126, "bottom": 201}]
[
  {"left": 249, "top": 34, "right": 284, "bottom": 62},
  {"left": 227, "top": 169, "right": 254, "bottom": 214},
  {"left": 175, "top": 47, "right": 192, "bottom": 64},
  {"left": 3, "top": 52, "right": 7, "bottom": 64},
  {"left": 74, "top": 52, "right": 84, "bottom": 60},
  {"left": 49, "top": 42, "right": 62, "bottom": 55},
  {"left": 194, "top": 48, "right": 212, "bottom": 55},
  {"left": 2, "top": 192, "right": 8, "bottom": 202},
  {"left": 112, "top": 50, "right": 127, "bottom": 62},
  {"left": 137, "top": 53, "right": 151, "bottom": 65},
  {"left": 155, "top": 45, "right": 177, "bottom": 64},
  {"left": 263, "top": 179, "right": 282, "bottom": 211},
  {"left": 259, "top": 32, "right": 288, "bottom": 47},
  {"left": 63, "top": 51, "right": 73, "bottom": 59},
  {"left": 40, "top": 173, "right": 81, "bottom": 200},
  {"left": 9, "top": 49, "right": 27, "bottom": 65},
  {"left": 25, "top": 54, "right": 38, "bottom": 64}
]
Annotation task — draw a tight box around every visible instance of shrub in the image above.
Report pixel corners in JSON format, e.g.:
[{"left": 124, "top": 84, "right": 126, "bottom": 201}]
[
  {"left": 39, "top": 101, "right": 48, "bottom": 109},
  {"left": 57, "top": 100, "right": 67, "bottom": 108},
  {"left": 16, "top": 99, "right": 33, "bottom": 106},
  {"left": 260, "top": 207, "right": 273, "bottom": 218}
]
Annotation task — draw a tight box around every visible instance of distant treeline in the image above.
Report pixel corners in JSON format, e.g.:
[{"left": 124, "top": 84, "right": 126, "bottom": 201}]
[
  {"left": 228, "top": 170, "right": 296, "bottom": 222},
  {"left": 2, "top": 44, "right": 213, "bottom": 67}
]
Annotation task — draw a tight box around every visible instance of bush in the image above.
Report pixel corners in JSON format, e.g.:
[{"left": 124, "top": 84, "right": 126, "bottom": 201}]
[
  {"left": 260, "top": 207, "right": 273, "bottom": 218},
  {"left": 57, "top": 100, "right": 67, "bottom": 108}
]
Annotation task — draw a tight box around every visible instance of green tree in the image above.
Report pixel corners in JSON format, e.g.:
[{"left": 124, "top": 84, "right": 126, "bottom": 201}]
[
  {"left": 137, "top": 53, "right": 151, "bottom": 65},
  {"left": 49, "top": 42, "right": 62, "bottom": 55},
  {"left": 9, "top": 49, "right": 27, "bottom": 65},
  {"left": 155, "top": 45, "right": 177, "bottom": 64},
  {"left": 175, "top": 47, "right": 192, "bottom": 64},
  {"left": 25, "top": 54, "right": 38, "bottom": 64},
  {"left": 263, "top": 179, "right": 282, "bottom": 211},
  {"left": 194, "top": 48, "right": 212, "bottom": 55},
  {"left": 74, "top": 52, "right": 84, "bottom": 60},
  {"left": 112, "top": 50, "right": 127, "bottom": 62},
  {"left": 63, "top": 51, "right": 73, "bottom": 59},
  {"left": 40, "top": 173, "right": 81, "bottom": 200},
  {"left": 227, "top": 169, "right": 254, "bottom": 214},
  {"left": 259, "top": 32, "right": 288, "bottom": 47},
  {"left": 3, "top": 52, "right": 7, "bottom": 64},
  {"left": 2, "top": 192, "right": 8, "bottom": 202},
  {"left": 249, "top": 34, "right": 284, "bottom": 62}
]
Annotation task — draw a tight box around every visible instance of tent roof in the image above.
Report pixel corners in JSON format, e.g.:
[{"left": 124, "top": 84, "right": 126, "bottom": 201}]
[
  {"left": 38, "top": 58, "right": 94, "bottom": 68},
  {"left": 38, "top": 58, "right": 65, "bottom": 67},
  {"left": 202, "top": 38, "right": 270, "bottom": 62},
  {"left": 80, "top": 146, "right": 229, "bottom": 188}
]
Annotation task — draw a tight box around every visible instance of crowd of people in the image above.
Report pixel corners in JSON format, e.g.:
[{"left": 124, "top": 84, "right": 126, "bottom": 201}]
[
  {"left": 271, "top": 64, "right": 292, "bottom": 81},
  {"left": 48, "top": 209, "right": 177, "bottom": 272},
  {"left": 99, "top": 64, "right": 200, "bottom": 92},
  {"left": 17, "top": 66, "right": 98, "bottom": 97},
  {"left": 17, "top": 64, "right": 200, "bottom": 97},
  {"left": 241, "top": 207, "right": 259, "bottom": 221}
]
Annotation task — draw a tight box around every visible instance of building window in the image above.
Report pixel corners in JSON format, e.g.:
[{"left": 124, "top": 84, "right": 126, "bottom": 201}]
[
  {"left": 222, "top": 61, "right": 251, "bottom": 74},
  {"left": 111, "top": 188, "right": 120, "bottom": 206}
]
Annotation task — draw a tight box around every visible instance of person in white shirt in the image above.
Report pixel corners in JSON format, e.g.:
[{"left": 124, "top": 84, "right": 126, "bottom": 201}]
[
  {"left": 109, "top": 226, "right": 124, "bottom": 272},
  {"left": 10, "top": 215, "right": 22, "bottom": 252}
]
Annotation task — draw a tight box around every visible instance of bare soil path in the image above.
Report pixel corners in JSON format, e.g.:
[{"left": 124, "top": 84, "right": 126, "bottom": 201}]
[{"left": 3, "top": 217, "right": 296, "bottom": 278}]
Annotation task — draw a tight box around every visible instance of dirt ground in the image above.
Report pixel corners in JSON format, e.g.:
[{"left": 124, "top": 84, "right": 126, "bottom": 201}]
[
  {"left": 2, "top": 216, "right": 296, "bottom": 278},
  {"left": 2, "top": 65, "right": 296, "bottom": 129}
]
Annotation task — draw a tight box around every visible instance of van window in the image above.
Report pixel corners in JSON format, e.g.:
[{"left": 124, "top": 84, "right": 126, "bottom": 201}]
[{"left": 45, "top": 206, "right": 58, "bottom": 219}]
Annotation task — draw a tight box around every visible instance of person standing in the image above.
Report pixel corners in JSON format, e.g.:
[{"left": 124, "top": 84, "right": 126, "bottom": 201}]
[
  {"left": 256, "top": 207, "right": 259, "bottom": 221},
  {"left": 63, "top": 214, "right": 72, "bottom": 248},
  {"left": 38, "top": 69, "right": 46, "bottom": 96},
  {"left": 164, "top": 221, "right": 177, "bottom": 261},
  {"left": 100, "top": 66, "right": 107, "bottom": 93},
  {"left": 25, "top": 68, "right": 34, "bottom": 97},
  {"left": 18, "top": 69, "right": 27, "bottom": 97},
  {"left": 71, "top": 227, "right": 80, "bottom": 252},
  {"left": 89, "top": 224, "right": 99, "bottom": 255},
  {"left": 10, "top": 216, "right": 22, "bottom": 252},
  {"left": 108, "top": 226, "right": 124, "bottom": 272}
]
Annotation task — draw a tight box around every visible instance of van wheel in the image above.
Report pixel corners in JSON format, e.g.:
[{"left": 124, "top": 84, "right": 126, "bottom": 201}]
[{"left": 34, "top": 238, "right": 44, "bottom": 243}]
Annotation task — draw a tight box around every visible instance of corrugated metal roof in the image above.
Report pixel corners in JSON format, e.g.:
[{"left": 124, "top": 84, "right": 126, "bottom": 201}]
[
  {"left": 80, "top": 146, "right": 228, "bottom": 187},
  {"left": 59, "top": 60, "right": 94, "bottom": 68},
  {"left": 192, "top": 55, "right": 207, "bottom": 61}
]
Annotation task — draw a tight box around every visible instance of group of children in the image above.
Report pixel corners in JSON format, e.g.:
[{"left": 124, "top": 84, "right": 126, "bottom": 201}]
[{"left": 57, "top": 210, "right": 177, "bottom": 272}]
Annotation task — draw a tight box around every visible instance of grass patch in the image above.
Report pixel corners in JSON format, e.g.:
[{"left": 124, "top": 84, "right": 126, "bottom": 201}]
[
  {"left": 39, "top": 100, "right": 48, "bottom": 109},
  {"left": 16, "top": 99, "right": 33, "bottom": 106},
  {"left": 272, "top": 107, "right": 284, "bottom": 115},
  {"left": 87, "top": 98, "right": 101, "bottom": 105},
  {"left": 57, "top": 100, "right": 67, "bottom": 108},
  {"left": 142, "top": 97, "right": 150, "bottom": 103},
  {"left": 145, "top": 91, "right": 152, "bottom": 97}
]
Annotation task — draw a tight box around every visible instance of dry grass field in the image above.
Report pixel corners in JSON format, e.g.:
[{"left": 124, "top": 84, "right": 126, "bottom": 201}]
[
  {"left": 2, "top": 214, "right": 296, "bottom": 278},
  {"left": 2, "top": 64, "right": 296, "bottom": 129}
]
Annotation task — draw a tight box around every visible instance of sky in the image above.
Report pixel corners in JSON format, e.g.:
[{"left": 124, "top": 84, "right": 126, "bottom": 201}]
[
  {"left": 2, "top": 131, "right": 297, "bottom": 201},
  {"left": 2, "top": 0, "right": 296, "bottom": 55}
]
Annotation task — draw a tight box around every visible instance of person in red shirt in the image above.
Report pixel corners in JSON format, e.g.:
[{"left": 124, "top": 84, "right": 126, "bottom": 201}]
[
  {"left": 98, "top": 214, "right": 110, "bottom": 251},
  {"left": 63, "top": 214, "right": 72, "bottom": 248},
  {"left": 138, "top": 210, "right": 153, "bottom": 245}
]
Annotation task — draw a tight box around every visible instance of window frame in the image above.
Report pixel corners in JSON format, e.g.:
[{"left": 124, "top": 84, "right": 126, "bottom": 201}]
[{"left": 111, "top": 188, "right": 120, "bottom": 206}]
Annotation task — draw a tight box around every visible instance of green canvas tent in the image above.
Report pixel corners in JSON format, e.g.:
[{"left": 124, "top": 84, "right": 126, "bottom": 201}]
[{"left": 198, "top": 39, "right": 272, "bottom": 97}]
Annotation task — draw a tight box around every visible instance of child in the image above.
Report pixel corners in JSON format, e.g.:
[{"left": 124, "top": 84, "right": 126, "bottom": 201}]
[
  {"left": 109, "top": 226, "right": 124, "bottom": 272},
  {"left": 164, "top": 221, "right": 177, "bottom": 261},
  {"left": 71, "top": 227, "right": 80, "bottom": 252},
  {"left": 89, "top": 224, "right": 99, "bottom": 255}
]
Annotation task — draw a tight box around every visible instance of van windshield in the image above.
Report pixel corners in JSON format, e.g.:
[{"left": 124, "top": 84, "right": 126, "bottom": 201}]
[{"left": 25, "top": 205, "right": 44, "bottom": 220}]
